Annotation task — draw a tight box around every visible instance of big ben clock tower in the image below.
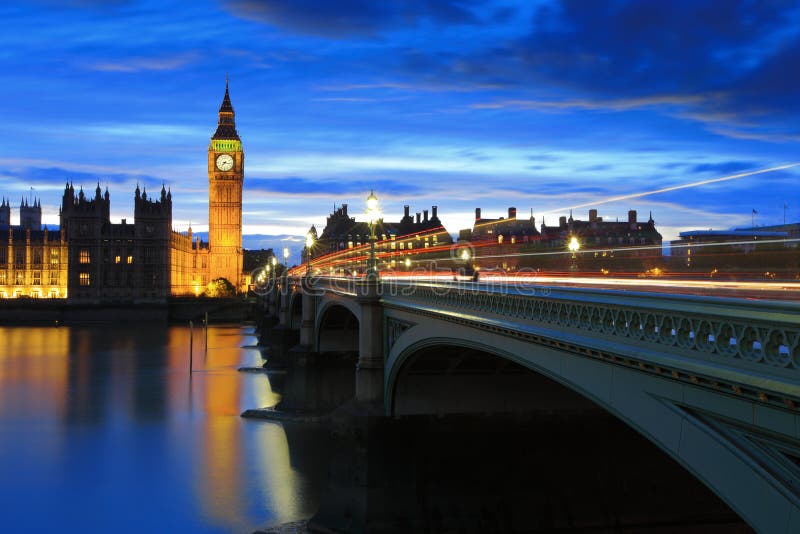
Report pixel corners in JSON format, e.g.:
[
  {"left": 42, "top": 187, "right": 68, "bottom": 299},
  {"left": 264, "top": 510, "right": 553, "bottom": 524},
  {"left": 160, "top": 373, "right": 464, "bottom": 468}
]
[{"left": 208, "top": 78, "right": 244, "bottom": 289}]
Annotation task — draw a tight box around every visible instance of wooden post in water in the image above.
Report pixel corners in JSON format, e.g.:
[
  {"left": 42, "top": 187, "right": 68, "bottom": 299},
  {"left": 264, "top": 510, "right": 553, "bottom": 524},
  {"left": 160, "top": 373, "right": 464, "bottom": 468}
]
[{"left": 189, "top": 320, "right": 194, "bottom": 373}]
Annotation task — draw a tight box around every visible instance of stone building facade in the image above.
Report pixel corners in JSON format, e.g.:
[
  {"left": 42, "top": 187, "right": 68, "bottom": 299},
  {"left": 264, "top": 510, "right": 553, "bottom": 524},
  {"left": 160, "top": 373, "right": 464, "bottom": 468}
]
[
  {"left": 0, "top": 81, "right": 241, "bottom": 301},
  {"left": 0, "top": 197, "right": 68, "bottom": 298},
  {"left": 306, "top": 204, "right": 453, "bottom": 274}
]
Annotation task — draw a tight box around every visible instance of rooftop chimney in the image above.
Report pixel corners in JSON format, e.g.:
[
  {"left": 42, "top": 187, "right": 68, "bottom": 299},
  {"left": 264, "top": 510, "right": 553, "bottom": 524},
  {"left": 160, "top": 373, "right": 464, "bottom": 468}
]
[
  {"left": 415, "top": 213, "right": 421, "bottom": 224},
  {"left": 431, "top": 206, "right": 438, "bottom": 219},
  {"left": 589, "top": 209, "right": 597, "bottom": 222},
  {"left": 559, "top": 216, "right": 567, "bottom": 228},
  {"left": 475, "top": 208, "right": 481, "bottom": 221},
  {"left": 342, "top": 203, "right": 348, "bottom": 216},
  {"left": 423, "top": 209, "right": 429, "bottom": 222},
  {"left": 508, "top": 207, "right": 517, "bottom": 219},
  {"left": 404, "top": 205, "right": 410, "bottom": 218},
  {"left": 628, "top": 209, "right": 637, "bottom": 224}
]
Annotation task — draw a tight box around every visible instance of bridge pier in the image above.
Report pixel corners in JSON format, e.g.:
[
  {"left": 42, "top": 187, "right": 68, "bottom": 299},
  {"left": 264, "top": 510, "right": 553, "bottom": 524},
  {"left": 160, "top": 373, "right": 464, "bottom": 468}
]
[
  {"left": 299, "top": 277, "right": 317, "bottom": 348},
  {"left": 356, "top": 279, "right": 384, "bottom": 405},
  {"left": 260, "top": 278, "right": 298, "bottom": 368}
]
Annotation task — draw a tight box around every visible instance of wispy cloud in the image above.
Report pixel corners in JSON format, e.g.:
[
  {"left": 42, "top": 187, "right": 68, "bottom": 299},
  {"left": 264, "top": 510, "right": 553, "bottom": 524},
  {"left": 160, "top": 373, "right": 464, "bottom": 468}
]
[
  {"left": 88, "top": 52, "right": 198, "bottom": 72},
  {"left": 471, "top": 94, "right": 709, "bottom": 112}
]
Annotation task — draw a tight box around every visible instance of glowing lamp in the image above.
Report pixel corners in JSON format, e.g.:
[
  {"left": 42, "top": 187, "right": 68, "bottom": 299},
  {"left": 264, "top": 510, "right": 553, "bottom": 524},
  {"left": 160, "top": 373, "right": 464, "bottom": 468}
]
[{"left": 568, "top": 236, "right": 580, "bottom": 253}]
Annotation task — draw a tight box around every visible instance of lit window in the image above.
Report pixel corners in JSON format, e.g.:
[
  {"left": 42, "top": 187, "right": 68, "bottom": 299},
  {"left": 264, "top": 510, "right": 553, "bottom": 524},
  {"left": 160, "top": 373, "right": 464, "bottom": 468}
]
[
  {"left": 127, "top": 255, "right": 133, "bottom": 265},
  {"left": 79, "top": 249, "right": 90, "bottom": 264},
  {"left": 511, "top": 237, "right": 516, "bottom": 244},
  {"left": 33, "top": 271, "right": 41, "bottom": 285},
  {"left": 115, "top": 255, "right": 121, "bottom": 264},
  {"left": 0, "top": 273, "right": 5, "bottom": 284},
  {"left": 408, "top": 243, "right": 413, "bottom": 250},
  {"left": 79, "top": 272, "right": 91, "bottom": 286},
  {"left": 498, "top": 235, "right": 504, "bottom": 244},
  {"left": 15, "top": 273, "right": 23, "bottom": 285},
  {"left": 50, "top": 250, "right": 59, "bottom": 265},
  {"left": 49, "top": 271, "right": 58, "bottom": 285}
]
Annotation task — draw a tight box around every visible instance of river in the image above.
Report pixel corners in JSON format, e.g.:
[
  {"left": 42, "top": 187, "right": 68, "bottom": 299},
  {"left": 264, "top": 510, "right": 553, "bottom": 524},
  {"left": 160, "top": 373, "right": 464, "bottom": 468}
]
[{"left": 0, "top": 324, "right": 328, "bottom": 533}]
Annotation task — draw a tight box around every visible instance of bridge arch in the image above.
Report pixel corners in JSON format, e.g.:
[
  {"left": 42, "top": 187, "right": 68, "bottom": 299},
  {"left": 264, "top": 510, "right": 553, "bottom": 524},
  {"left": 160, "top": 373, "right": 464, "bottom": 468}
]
[
  {"left": 315, "top": 298, "right": 360, "bottom": 353},
  {"left": 385, "top": 316, "right": 799, "bottom": 532}
]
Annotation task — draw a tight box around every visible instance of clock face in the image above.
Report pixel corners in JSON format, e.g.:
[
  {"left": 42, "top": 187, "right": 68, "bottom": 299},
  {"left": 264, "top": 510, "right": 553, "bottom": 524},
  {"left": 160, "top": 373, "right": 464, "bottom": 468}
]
[{"left": 216, "top": 154, "right": 234, "bottom": 171}]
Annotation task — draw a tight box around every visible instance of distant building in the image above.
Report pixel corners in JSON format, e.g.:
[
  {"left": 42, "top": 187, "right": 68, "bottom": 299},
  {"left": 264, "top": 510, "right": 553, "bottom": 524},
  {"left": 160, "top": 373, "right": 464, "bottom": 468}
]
[
  {"left": 0, "top": 80, "right": 245, "bottom": 300},
  {"left": 669, "top": 226, "right": 798, "bottom": 277},
  {"left": 459, "top": 207, "right": 540, "bottom": 244},
  {"left": 306, "top": 204, "right": 453, "bottom": 273},
  {"left": 0, "top": 197, "right": 68, "bottom": 298},
  {"left": 458, "top": 207, "right": 662, "bottom": 272}
]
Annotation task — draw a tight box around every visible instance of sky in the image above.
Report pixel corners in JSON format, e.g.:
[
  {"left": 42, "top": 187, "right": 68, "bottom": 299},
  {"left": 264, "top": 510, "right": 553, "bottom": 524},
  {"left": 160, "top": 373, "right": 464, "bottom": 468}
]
[{"left": 1, "top": 0, "right": 799, "bottom": 259}]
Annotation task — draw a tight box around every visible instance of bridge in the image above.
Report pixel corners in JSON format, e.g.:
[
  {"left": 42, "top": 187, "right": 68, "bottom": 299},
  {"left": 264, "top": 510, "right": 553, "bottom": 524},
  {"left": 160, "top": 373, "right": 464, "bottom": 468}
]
[{"left": 257, "top": 272, "right": 800, "bottom": 533}]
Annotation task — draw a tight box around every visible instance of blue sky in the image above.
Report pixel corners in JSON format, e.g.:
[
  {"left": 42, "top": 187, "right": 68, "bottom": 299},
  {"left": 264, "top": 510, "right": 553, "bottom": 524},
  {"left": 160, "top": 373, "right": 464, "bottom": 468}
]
[{"left": 1, "top": 0, "right": 799, "bottom": 256}]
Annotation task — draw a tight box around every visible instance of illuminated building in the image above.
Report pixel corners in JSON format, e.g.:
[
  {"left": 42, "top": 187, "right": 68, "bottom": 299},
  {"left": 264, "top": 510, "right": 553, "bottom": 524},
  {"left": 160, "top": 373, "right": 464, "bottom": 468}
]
[
  {"left": 459, "top": 207, "right": 663, "bottom": 272},
  {"left": 670, "top": 226, "right": 798, "bottom": 277},
  {"left": 0, "top": 197, "right": 68, "bottom": 298},
  {"left": 207, "top": 79, "right": 244, "bottom": 291},
  {"left": 60, "top": 183, "right": 173, "bottom": 301},
  {"left": 304, "top": 204, "right": 453, "bottom": 274},
  {"left": 0, "top": 81, "right": 245, "bottom": 301}
]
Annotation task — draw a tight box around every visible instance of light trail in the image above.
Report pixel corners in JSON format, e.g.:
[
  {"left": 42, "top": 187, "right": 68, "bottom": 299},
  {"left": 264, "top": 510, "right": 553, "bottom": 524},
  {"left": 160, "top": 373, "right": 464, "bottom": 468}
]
[
  {"left": 375, "top": 274, "right": 800, "bottom": 300},
  {"left": 470, "top": 237, "right": 800, "bottom": 261},
  {"left": 544, "top": 163, "right": 800, "bottom": 214}
]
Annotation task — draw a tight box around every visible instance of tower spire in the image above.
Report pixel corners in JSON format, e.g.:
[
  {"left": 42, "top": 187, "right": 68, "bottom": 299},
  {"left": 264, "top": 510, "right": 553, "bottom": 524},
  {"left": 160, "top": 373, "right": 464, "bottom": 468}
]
[{"left": 212, "top": 77, "right": 239, "bottom": 141}]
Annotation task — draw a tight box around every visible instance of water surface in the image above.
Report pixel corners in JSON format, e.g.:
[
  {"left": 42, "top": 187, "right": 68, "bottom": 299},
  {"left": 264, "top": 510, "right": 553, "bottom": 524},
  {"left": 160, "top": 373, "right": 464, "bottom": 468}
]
[{"left": 0, "top": 325, "right": 328, "bottom": 533}]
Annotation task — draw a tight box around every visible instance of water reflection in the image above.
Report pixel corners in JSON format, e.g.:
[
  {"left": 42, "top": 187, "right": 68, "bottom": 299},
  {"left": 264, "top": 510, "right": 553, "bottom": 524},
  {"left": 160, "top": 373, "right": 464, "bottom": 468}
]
[{"left": 0, "top": 325, "right": 328, "bottom": 533}]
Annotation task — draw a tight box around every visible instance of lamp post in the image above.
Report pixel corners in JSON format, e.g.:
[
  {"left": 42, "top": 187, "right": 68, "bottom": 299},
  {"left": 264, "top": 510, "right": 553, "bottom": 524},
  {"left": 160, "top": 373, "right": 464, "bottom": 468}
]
[
  {"left": 305, "top": 232, "right": 315, "bottom": 276},
  {"left": 366, "top": 189, "right": 380, "bottom": 280},
  {"left": 283, "top": 247, "right": 289, "bottom": 268},
  {"left": 568, "top": 236, "right": 580, "bottom": 272}
]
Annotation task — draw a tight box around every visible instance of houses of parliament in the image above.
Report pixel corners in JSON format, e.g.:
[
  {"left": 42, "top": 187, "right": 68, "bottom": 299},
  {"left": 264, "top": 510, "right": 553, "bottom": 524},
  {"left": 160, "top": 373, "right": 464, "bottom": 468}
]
[{"left": 0, "top": 82, "right": 244, "bottom": 301}]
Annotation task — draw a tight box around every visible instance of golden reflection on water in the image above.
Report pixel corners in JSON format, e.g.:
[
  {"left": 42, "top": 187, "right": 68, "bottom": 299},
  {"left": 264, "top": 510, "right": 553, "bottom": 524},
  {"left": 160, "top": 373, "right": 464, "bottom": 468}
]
[
  {"left": 0, "top": 327, "right": 70, "bottom": 419},
  {"left": 0, "top": 324, "right": 313, "bottom": 533}
]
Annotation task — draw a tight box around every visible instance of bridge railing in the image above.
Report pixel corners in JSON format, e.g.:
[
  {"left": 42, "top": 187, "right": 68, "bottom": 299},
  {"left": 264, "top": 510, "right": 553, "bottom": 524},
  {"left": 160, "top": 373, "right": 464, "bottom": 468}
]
[{"left": 378, "top": 279, "right": 800, "bottom": 382}]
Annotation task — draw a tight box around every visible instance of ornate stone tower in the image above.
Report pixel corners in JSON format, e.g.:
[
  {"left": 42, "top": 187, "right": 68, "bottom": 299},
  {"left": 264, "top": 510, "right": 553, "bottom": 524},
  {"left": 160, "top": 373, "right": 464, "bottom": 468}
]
[{"left": 208, "top": 79, "right": 244, "bottom": 289}]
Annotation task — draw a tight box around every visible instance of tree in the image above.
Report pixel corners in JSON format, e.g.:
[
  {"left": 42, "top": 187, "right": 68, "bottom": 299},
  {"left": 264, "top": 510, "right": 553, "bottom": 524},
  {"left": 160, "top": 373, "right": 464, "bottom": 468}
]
[{"left": 206, "top": 277, "right": 235, "bottom": 297}]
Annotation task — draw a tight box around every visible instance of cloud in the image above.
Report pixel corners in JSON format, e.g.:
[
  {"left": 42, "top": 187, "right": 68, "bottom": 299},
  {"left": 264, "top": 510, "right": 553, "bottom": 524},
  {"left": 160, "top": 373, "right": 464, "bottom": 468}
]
[
  {"left": 223, "top": 0, "right": 481, "bottom": 38},
  {"left": 246, "top": 175, "right": 423, "bottom": 197},
  {"left": 0, "top": 166, "right": 173, "bottom": 197},
  {"left": 689, "top": 161, "right": 759, "bottom": 175},
  {"left": 472, "top": 95, "right": 709, "bottom": 112},
  {"left": 89, "top": 52, "right": 198, "bottom": 73}
]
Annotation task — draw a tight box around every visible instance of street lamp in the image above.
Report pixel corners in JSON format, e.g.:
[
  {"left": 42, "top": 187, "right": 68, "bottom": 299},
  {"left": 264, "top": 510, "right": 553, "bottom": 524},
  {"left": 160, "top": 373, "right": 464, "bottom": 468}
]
[
  {"left": 366, "top": 189, "right": 380, "bottom": 279},
  {"left": 305, "top": 232, "right": 315, "bottom": 276},
  {"left": 283, "top": 247, "right": 289, "bottom": 267},
  {"left": 568, "top": 236, "right": 580, "bottom": 272}
]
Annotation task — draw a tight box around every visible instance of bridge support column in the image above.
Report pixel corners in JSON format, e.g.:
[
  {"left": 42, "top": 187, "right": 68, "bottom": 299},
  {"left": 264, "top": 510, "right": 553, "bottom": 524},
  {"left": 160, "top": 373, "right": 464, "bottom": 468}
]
[
  {"left": 277, "top": 276, "right": 290, "bottom": 327},
  {"left": 356, "top": 279, "right": 384, "bottom": 405},
  {"left": 299, "top": 277, "right": 317, "bottom": 348}
]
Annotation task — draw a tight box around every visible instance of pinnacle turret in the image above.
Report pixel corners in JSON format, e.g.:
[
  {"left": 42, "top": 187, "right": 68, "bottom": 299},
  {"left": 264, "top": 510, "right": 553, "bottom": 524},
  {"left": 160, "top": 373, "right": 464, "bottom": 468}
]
[{"left": 212, "top": 77, "right": 240, "bottom": 141}]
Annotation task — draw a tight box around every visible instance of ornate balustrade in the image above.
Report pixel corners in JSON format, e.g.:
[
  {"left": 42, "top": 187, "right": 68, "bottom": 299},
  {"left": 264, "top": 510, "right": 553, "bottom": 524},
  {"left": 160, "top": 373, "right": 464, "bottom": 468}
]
[{"left": 380, "top": 281, "right": 800, "bottom": 401}]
